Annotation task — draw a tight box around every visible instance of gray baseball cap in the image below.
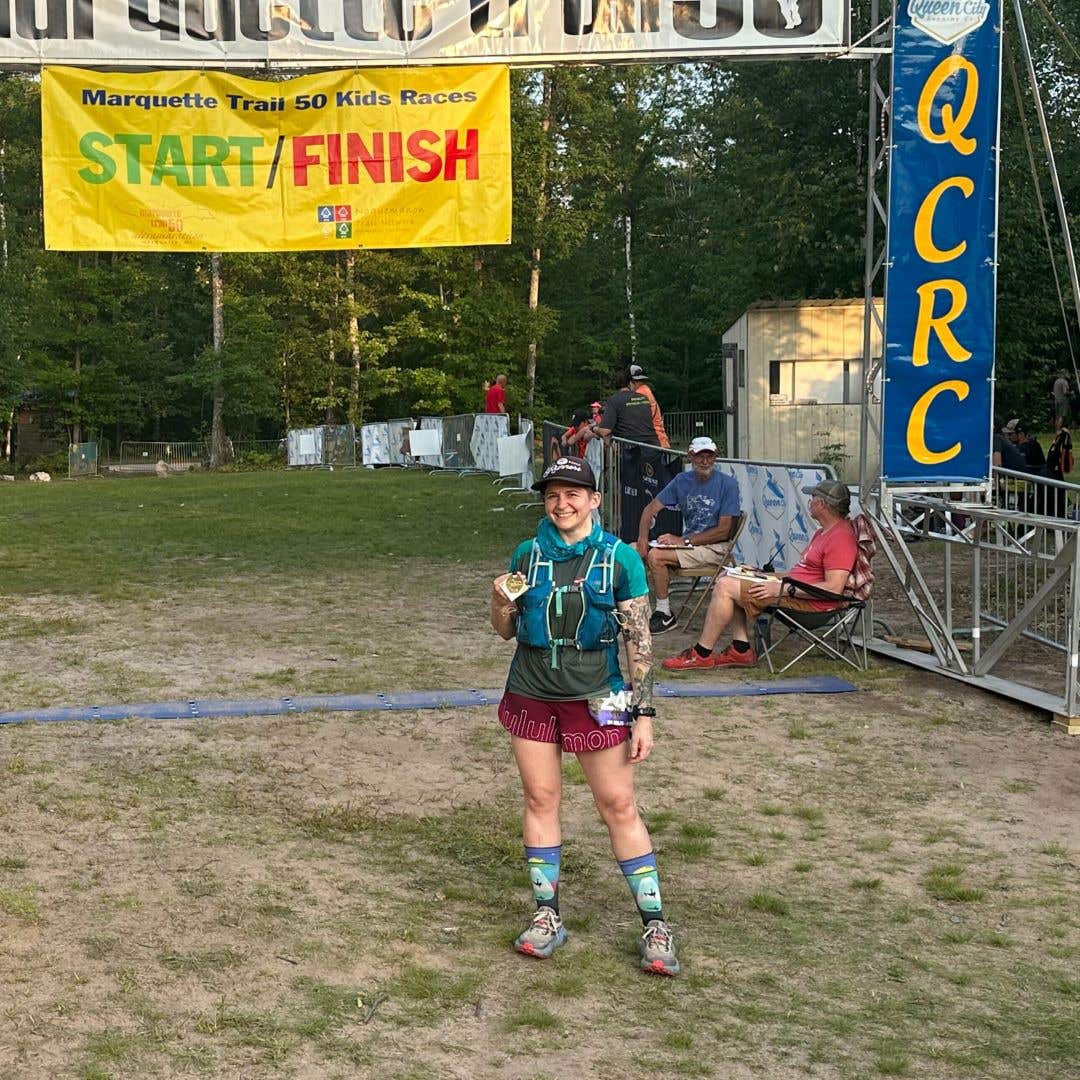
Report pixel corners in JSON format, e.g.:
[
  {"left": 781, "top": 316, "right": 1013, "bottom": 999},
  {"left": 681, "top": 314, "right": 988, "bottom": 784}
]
[{"left": 802, "top": 480, "right": 851, "bottom": 510}]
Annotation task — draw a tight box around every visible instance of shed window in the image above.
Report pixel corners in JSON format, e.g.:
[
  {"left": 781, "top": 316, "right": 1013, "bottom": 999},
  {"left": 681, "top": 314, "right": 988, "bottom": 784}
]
[{"left": 769, "top": 359, "right": 861, "bottom": 405}]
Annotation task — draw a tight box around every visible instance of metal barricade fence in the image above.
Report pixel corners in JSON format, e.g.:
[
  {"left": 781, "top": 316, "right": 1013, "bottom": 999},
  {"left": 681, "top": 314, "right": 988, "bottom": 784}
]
[
  {"left": 117, "top": 440, "right": 205, "bottom": 472},
  {"left": 387, "top": 419, "right": 418, "bottom": 466},
  {"left": 68, "top": 442, "right": 98, "bottom": 478},
  {"left": 881, "top": 491, "right": 1080, "bottom": 720},
  {"left": 603, "top": 437, "right": 837, "bottom": 569},
  {"left": 287, "top": 425, "right": 355, "bottom": 467},
  {"left": 438, "top": 413, "right": 478, "bottom": 472},
  {"left": 663, "top": 410, "right": 727, "bottom": 451},
  {"left": 322, "top": 424, "right": 356, "bottom": 467}
]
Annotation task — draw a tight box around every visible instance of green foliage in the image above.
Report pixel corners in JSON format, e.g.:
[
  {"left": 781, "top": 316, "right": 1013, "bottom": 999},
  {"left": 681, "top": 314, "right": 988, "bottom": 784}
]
[{"left": 2, "top": 23, "right": 1077, "bottom": 447}]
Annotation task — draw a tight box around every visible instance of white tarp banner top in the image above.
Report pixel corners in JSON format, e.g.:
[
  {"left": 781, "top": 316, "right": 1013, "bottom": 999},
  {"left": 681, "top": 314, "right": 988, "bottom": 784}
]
[
  {"left": 715, "top": 461, "right": 842, "bottom": 571},
  {"left": 1, "top": 0, "right": 849, "bottom": 66}
]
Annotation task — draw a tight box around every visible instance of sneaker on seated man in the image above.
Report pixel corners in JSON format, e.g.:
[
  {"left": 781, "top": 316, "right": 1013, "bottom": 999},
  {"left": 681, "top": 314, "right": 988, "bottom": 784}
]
[
  {"left": 634, "top": 437, "right": 740, "bottom": 634},
  {"left": 662, "top": 480, "right": 856, "bottom": 669}
]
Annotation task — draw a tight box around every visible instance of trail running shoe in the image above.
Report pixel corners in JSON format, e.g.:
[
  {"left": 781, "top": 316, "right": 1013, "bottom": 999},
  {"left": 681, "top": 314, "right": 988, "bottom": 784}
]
[
  {"left": 661, "top": 647, "right": 718, "bottom": 671},
  {"left": 640, "top": 919, "right": 681, "bottom": 976},
  {"left": 713, "top": 644, "right": 757, "bottom": 667},
  {"left": 649, "top": 611, "right": 678, "bottom": 635},
  {"left": 514, "top": 907, "right": 567, "bottom": 959}
]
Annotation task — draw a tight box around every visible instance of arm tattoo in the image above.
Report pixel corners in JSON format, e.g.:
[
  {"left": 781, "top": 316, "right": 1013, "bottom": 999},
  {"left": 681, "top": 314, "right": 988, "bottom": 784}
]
[{"left": 620, "top": 595, "right": 655, "bottom": 710}]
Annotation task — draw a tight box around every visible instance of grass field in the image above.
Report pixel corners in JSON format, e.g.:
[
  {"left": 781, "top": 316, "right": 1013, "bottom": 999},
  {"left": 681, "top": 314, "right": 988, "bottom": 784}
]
[{"left": 2, "top": 470, "right": 1079, "bottom": 1079}]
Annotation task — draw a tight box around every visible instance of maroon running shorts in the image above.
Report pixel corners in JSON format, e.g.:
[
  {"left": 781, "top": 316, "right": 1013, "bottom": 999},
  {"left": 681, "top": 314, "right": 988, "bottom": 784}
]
[{"left": 498, "top": 692, "right": 630, "bottom": 753}]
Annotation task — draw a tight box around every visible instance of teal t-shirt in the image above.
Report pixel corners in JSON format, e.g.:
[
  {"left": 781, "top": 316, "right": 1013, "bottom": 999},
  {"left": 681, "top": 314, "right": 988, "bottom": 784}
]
[{"left": 505, "top": 538, "right": 648, "bottom": 701}]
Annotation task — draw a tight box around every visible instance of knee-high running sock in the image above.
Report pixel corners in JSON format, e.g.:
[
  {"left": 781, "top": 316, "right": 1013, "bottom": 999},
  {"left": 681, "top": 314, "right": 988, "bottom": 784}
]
[
  {"left": 525, "top": 844, "right": 561, "bottom": 914},
  {"left": 619, "top": 851, "right": 665, "bottom": 924}
]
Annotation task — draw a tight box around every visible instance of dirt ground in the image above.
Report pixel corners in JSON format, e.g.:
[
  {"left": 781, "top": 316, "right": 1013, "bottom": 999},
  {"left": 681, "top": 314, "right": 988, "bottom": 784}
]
[
  {"left": 1, "top": 473, "right": 1078, "bottom": 1078},
  {"left": 2, "top": 660, "right": 1078, "bottom": 1079}
]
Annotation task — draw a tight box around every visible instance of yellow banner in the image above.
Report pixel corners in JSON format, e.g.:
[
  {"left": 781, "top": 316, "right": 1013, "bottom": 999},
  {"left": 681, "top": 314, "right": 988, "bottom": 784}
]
[{"left": 41, "top": 66, "right": 511, "bottom": 252}]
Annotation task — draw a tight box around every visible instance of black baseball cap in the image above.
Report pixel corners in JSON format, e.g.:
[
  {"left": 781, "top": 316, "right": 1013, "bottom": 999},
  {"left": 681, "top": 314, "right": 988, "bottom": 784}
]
[{"left": 533, "top": 456, "right": 598, "bottom": 492}]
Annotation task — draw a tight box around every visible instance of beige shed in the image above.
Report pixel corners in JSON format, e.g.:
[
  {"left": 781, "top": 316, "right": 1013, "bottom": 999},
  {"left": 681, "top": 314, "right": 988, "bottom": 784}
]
[{"left": 722, "top": 299, "right": 883, "bottom": 484}]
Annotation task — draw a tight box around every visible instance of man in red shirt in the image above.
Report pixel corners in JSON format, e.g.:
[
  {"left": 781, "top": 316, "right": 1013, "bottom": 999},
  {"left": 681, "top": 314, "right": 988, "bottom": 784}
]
[
  {"left": 485, "top": 373, "right": 508, "bottom": 414},
  {"left": 662, "top": 480, "right": 856, "bottom": 669}
]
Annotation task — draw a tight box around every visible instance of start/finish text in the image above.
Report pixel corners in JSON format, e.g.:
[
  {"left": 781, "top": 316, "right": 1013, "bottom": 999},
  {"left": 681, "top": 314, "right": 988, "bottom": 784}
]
[{"left": 76, "top": 129, "right": 481, "bottom": 186}]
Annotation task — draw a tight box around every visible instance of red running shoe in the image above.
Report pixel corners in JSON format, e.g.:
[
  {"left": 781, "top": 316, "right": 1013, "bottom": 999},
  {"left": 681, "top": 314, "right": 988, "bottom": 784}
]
[
  {"left": 713, "top": 644, "right": 758, "bottom": 666},
  {"left": 661, "top": 647, "right": 719, "bottom": 671}
]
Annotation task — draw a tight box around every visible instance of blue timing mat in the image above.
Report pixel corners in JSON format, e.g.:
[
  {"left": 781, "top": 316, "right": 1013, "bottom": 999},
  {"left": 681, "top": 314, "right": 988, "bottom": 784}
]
[{"left": 0, "top": 676, "right": 856, "bottom": 726}]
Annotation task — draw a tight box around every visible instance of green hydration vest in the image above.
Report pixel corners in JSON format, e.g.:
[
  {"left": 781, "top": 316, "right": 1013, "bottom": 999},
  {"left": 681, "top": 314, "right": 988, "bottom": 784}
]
[{"left": 516, "top": 529, "right": 625, "bottom": 693}]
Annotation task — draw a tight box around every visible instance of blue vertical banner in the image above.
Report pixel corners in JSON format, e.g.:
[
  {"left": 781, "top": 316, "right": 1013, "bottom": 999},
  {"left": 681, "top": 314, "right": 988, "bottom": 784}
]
[{"left": 882, "top": 0, "right": 1002, "bottom": 484}]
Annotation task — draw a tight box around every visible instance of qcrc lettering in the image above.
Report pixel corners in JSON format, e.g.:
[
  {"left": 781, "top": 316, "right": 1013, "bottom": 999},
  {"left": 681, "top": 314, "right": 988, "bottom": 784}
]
[
  {"left": 1, "top": 0, "right": 781, "bottom": 41},
  {"left": 291, "top": 130, "right": 479, "bottom": 185},
  {"left": 904, "top": 54, "right": 981, "bottom": 468}
]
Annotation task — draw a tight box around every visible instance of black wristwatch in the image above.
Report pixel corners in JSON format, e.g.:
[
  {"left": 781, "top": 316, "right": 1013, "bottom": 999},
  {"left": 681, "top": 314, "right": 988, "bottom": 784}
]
[
  {"left": 633, "top": 706, "right": 657, "bottom": 719},
  {"left": 786, "top": 583, "right": 798, "bottom": 598}
]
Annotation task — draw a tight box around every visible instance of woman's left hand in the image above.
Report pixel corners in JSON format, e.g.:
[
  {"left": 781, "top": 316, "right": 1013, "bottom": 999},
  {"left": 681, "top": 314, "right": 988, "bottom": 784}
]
[{"left": 628, "top": 717, "right": 654, "bottom": 763}]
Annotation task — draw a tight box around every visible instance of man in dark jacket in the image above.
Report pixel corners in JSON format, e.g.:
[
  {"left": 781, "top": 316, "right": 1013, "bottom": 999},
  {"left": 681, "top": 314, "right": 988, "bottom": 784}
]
[{"left": 1003, "top": 419, "right": 1045, "bottom": 475}]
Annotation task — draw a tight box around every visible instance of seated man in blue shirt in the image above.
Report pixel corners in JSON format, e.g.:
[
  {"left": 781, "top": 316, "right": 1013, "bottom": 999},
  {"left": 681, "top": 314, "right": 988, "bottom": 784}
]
[{"left": 634, "top": 437, "right": 740, "bottom": 634}]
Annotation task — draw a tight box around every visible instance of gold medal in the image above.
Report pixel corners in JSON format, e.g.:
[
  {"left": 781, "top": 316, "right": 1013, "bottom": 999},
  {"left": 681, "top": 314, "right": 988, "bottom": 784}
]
[{"left": 501, "top": 572, "right": 528, "bottom": 601}]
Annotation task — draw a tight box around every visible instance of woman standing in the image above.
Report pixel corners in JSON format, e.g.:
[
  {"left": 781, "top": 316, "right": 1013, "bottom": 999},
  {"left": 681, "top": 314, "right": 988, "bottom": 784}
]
[{"left": 489, "top": 456, "right": 679, "bottom": 976}]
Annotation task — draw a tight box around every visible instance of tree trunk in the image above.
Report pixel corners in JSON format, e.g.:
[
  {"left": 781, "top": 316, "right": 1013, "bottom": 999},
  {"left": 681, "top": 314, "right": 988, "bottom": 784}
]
[
  {"left": 209, "top": 253, "right": 227, "bottom": 468},
  {"left": 346, "top": 251, "right": 362, "bottom": 426},
  {"left": 282, "top": 350, "right": 291, "bottom": 431},
  {"left": 72, "top": 343, "right": 81, "bottom": 445},
  {"left": 624, "top": 207, "right": 637, "bottom": 364},
  {"left": 524, "top": 72, "right": 554, "bottom": 414},
  {"left": 326, "top": 341, "right": 336, "bottom": 425}
]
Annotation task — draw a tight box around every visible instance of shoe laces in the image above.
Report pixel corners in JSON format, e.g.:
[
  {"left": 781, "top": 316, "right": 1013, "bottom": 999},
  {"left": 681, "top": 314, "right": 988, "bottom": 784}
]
[
  {"left": 531, "top": 907, "right": 560, "bottom": 936},
  {"left": 643, "top": 920, "right": 672, "bottom": 951}
]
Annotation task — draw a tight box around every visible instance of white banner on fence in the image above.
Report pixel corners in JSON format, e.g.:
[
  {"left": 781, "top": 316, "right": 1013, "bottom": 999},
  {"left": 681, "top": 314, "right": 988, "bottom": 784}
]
[
  {"left": 713, "top": 461, "right": 836, "bottom": 571},
  {"left": 288, "top": 427, "right": 322, "bottom": 466},
  {"left": 0, "top": 0, "right": 849, "bottom": 66},
  {"left": 408, "top": 425, "right": 442, "bottom": 461},
  {"left": 361, "top": 422, "right": 392, "bottom": 466}
]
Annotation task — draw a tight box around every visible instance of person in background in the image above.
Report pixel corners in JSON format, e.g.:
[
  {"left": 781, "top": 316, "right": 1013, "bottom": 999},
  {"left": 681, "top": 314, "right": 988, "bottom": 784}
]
[
  {"left": 561, "top": 409, "right": 594, "bottom": 457},
  {"left": 1053, "top": 370, "right": 1071, "bottom": 431},
  {"left": 593, "top": 369, "right": 660, "bottom": 446},
  {"left": 992, "top": 419, "right": 1027, "bottom": 471},
  {"left": 634, "top": 437, "right": 740, "bottom": 635},
  {"left": 627, "top": 364, "right": 669, "bottom": 448},
  {"left": 486, "top": 373, "right": 508, "bottom": 415},
  {"left": 661, "top": 480, "right": 856, "bottom": 671},
  {"left": 1003, "top": 419, "right": 1046, "bottom": 475}
]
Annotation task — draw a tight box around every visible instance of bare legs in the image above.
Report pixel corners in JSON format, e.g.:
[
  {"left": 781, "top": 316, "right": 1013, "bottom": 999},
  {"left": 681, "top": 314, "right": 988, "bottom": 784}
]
[
  {"left": 696, "top": 574, "right": 748, "bottom": 650},
  {"left": 511, "top": 736, "right": 652, "bottom": 860}
]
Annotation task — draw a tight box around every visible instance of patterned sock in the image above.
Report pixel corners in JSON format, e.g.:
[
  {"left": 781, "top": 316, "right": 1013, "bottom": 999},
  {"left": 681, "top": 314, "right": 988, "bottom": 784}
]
[
  {"left": 619, "top": 851, "right": 665, "bottom": 924},
  {"left": 525, "top": 844, "right": 561, "bottom": 914}
]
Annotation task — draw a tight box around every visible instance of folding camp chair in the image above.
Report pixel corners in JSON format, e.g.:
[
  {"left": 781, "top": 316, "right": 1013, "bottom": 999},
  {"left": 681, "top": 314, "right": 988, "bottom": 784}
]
[
  {"left": 753, "top": 514, "right": 875, "bottom": 674},
  {"left": 754, "top": 582, "right": 869, "bottom": 673},
  {"left": 671, "top": 513, "right": 747, "bottom": 633}
]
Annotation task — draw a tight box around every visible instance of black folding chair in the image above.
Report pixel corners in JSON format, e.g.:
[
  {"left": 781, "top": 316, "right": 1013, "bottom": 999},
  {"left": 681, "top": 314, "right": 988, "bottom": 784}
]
[{"left": 754, "top": 577, "right": 869, "bottom": 674}]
